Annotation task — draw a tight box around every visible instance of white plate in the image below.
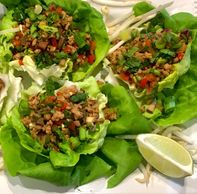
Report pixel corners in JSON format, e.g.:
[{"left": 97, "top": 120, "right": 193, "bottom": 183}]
[{"left": 0, "top": 0, "right": 197, "bottom": 194}]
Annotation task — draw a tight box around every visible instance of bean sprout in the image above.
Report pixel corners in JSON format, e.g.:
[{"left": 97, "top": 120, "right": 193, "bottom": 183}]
[
  {"left": 107, "top": 12, "right": 132, "bottom": 27},
  {"left": 101, "top": 6, "right": 110, "bottom": 22},
  {"left": 136, "top": 163, "right": 152, "bottom": 186},
  {"left": 91, "top": 0, "right": 146, "bottom": 7}
]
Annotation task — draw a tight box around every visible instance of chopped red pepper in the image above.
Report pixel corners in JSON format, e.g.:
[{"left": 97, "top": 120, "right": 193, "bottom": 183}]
[
  {"left": 177, "top": 52, "right": 184, "bottom": 61},
  {"left": 12, "top": 39, "right": 21, "bottom": 47},
  {"left": 145, "top": 39, "right": 151, "bottom": 47},
  {"left": 140, "top": 74, "right": 156, "bottom": 88},
  {"left": 56, "top": 7, "right": 63, "bottom": 14},
  {"left": 49, "top": 96, "right": 56, "bottom": 101},
  {"left": 119, "top": 71, "right": 130, "bottom": 81},
  {"left": 60, "top": 103, "right": 68, "bottom": 111},
  {"left": 45, "top": 96, "right": 56, "bottom": 103},
  {"left": 56, "top": 91, "right": 63, "bottom": 96},
  {"left": 63, "top": 45, "right": 73, "bottom": 54},
  {"left": 78, "top": 54, "right": 85, "bottom": 60},
  {"left": 18, "top": 59, "right": 23, "bottom": 66},
  {"left": 87, "top": 54, "right": 95, "bottom": 64},
  {"left": 50, "top": 37, "right": 57, "bottom": 48},
  {"left": 49, "top": 4, "right": 56, "bottom": 11}
]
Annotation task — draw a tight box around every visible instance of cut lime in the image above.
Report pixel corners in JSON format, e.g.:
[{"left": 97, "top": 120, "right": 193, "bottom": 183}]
[{"left": 136, "top": 134, "right": 193, "bottom": 178}]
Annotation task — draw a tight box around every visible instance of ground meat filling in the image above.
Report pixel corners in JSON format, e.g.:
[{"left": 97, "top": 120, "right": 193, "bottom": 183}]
[
  {"left": 11, "top": 4, "right": 96, "bottom": 70},
  {"left": 108, "top": 29, "right": 191, "bottom": 94},
  {"left": 21, "top": 85, "right": 116, "bottom": 151}
]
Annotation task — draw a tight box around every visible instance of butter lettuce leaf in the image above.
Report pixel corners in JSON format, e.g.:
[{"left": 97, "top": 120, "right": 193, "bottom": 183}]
[
  {"left": 131, "top": 2, "right": 197, "bottom": 125},
  {"left": 0, "top": 10, "right": 16, "bottom": 73},
  {"left": 0, "top": 73, "right": 22, "bottom": 124},
  {"left": 0, "top": 119, "right": 111, "bottom": 185},
  {"left": 156, "top": 35, "right": 197, "bottom": 126},
  {"left": 0, "top": 0, "right": 109, "bottom": 82},
  {"left": 100, "top": 138, "right": 142, "bottom": 188},
  {"left": 101, "top": 84, "right": 152, "bottom": 135},
  {"left": 158, "top": 41, "right": 192, "bottom": 92},
  {"left": 2, "top": 77, "right": 109, "bottom": 168}
]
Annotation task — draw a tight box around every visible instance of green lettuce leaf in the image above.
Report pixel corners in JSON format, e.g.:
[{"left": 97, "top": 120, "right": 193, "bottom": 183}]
[
  {"left": 0, "top": 0, "right": 41, "bottom": 9},
  {"left": 0, "top": 119, "right": 111, "bottom": 186},
  {"left": 130, "top": 2, "right": 197, "bottom": 125},
  {"left": 0, "top": 10, "right": 16, "bottom": 73},
  {"left": 158, "top": 41, "right": 192, "bottom": 92},
  {"left": 101, "top": 83, "right": 152, "bottom": 135},
  {"left": 0, "top": 0, "right": 109, "bottom": 82},
  {"left": 0, "top": 119, "right": 37, "bottom": 176},
  {"left": 0, "top": 72, "right": 22, "bottom": 124},
  {"left": 4, "top": 77, "right": 109, "bottom": 168},
  {"left": 155, "top": 13, "right": 197, "bottom": 125},
  {"left": 156, "top": 35, "right": 197, "bottom": 126},
  {"left": 166, "top": 12, "right": 197, "bottom": 32},
  {"left": 71, "top": 155, "right": 112, "bottom": 186},
  {"left": 100, "top": 137, "right": 142, "bottom": 188},
  {"left": 9, "top": 56, "right": 66, "bottom": 86},
  {"left": 43, "top": 0, "right": 109, "bottom": 81},
  {"left": 133, "top": 1, "right": 154, "bottom": 16}
]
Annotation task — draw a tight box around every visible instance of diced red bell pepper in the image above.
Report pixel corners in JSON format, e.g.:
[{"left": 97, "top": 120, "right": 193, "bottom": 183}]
[
  {"left": 139, "top": 74, "right": 156, "bottom": 89},
  {"left": 49, "top": 96, "right": 56, "bottom": 101},
  {"left": 87, "top": 54, "right": 95, "bottom": 64},
  {"left": 145, "top": 39, "right": 151, "bottom": 47},
  {"left": 49, "top": 4, "right": 56, "bottom": 11},
  {"left": 12, "top": 39, "right": 21, "bottom": 47},
  {"left": 119, "top": 71, "right": 130, "bottom": 81},
  {"left": 60, "top": 103, "right": 68, "bottom": 111},
  {"left": 50, "top": 37, "right": 57, "bottom": 48},
  {"left": 177, "top": 52, "right": 184, "bottom": 61},
  {"left": 56, "top": 7, "right": 63, "bottom": 14},
  {"left": 63, "top": 45, "right": 73, "bottom": 54},
  {"left": 19, "top": 59, "right": 23, "bottom": 66}
]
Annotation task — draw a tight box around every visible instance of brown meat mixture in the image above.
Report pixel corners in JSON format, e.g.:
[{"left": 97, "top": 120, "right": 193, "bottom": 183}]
[{"left": 22, "top": 85, "right": 116, "bottom": 151}]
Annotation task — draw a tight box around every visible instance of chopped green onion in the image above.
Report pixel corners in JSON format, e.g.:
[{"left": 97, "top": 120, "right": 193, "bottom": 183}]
[
  {"left": 34, "top": 4, "right": 42, "bottom": 15},
  {"left": 164, "top": 96, "right": 176, "bottom": 114},
  {"left": 150, "top": 68, "right": 160, "bottom": 76},
  {"left": 70, "top": 93, "right": 87, "bottom": 103},
  {"left": 79, "top": 127, "right": 86, "bottom": 141}
]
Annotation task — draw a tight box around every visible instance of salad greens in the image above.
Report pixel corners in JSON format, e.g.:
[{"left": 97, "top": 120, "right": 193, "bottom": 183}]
[
  {"left": 0, "top": 73, "right": 22, "bottom": 124},
  {"left": 0, "top": 0, "right": 197, "bottom": 190},
  {"left": 120, "top": 2, "right": 197, "bottom": 126},
  {"left": 101, "top": 83, "right": 152, "bottom": 135},
  {"left": 0, "top": 76, "right": 149, "bottom": 187},
  {"left": 0, "top": 0, "right": 110, "bottom": 82},
  {"left": 12, "top": 77, "right": 110, "bottom": 168},
  {"left": 100, "top": 138, "right": 142, "bottom": 188}
]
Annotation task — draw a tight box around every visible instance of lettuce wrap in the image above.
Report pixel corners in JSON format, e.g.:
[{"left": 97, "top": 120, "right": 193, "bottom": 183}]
[
  {"left": 133, "top": 2, "right": 197, "bottom": 126},
  {"left": 107, "top": 1, "right": 197, "bottom": 126},
  {"left": 0, "top": 76, "right": 151, "bottom": 187},
  {"left": 0, "top": 0, "right": 109, "bottom": 83}
]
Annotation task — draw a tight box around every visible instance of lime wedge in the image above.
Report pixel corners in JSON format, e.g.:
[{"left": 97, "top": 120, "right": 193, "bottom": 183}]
[{"left": 136, "top": 134, "right": 193, "bottom": 178}]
